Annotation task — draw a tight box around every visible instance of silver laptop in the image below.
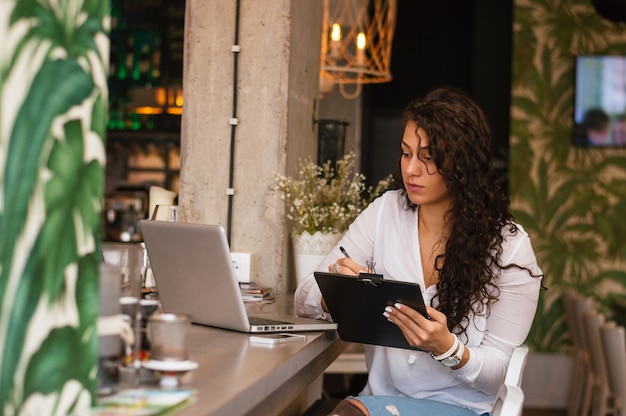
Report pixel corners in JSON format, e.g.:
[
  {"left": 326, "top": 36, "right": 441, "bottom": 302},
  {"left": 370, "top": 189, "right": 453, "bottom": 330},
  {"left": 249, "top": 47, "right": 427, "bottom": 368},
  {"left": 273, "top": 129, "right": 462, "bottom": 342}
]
[{"left": 139, "top": 220, "right": 337, "bottom": 333}]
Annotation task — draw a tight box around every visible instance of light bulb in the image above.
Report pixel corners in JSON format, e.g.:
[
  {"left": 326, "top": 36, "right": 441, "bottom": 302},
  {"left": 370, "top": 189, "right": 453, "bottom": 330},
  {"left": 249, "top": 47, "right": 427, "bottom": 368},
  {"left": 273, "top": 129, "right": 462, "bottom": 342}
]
[
  {"left": 330, "top": 23, "right": 342, "bottom": 59},
  {"left": 356, "top": 32, "right": 366, "bottom": 50},
  {"left": 331, "top": 23, "right": 342, "bottom": 42},
  {"left": 356, "top": 32, "right": 366, "bottom": 65}
]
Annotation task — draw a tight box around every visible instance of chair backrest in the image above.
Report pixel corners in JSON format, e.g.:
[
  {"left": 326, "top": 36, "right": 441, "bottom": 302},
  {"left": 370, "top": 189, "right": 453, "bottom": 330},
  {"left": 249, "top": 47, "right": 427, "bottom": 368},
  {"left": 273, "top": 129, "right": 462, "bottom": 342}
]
[
  {"left": 583, "top": 310, "right": 610, "bottom": 386},
  {"left": 601, "top": 323, "right": 626, "bottom": 416},
  {"left": 492, "top": 344, "right": 530, "bottom": 416},
  {"left": 561, "top": 290, "right": 595, "bottom": 416},
  {"left": 505, "top": 344, "right": 530, "bottom": 387},
  {"left": 562, "top": 290, "right": 592, "bottom": 350},
  {"left": 583, "top": 309, "right": 616, "bottom": 416}
]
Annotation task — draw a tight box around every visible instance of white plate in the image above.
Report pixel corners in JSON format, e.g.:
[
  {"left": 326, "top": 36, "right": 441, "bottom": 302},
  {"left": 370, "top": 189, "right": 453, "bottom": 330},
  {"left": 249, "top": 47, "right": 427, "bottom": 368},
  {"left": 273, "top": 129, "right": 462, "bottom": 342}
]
[{"left": 143, "top": 359, "right": 198, "bottom": 373}]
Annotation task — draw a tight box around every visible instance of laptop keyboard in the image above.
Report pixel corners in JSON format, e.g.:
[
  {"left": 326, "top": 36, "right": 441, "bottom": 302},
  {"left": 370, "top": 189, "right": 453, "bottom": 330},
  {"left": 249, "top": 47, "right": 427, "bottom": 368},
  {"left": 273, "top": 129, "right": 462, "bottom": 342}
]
[
  {"left": 249, "top": 316, "right": 291, "bottom": 325},
  {"left": 249, "top": 316, "right": 295, "bottom": 331}
]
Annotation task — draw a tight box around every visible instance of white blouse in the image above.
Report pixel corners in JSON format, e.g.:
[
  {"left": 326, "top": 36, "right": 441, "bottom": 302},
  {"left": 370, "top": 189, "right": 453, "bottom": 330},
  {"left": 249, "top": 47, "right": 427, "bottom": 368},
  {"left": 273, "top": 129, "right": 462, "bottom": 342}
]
[{"left": 294, "top": 190, "right": 543, "bottom": 414}]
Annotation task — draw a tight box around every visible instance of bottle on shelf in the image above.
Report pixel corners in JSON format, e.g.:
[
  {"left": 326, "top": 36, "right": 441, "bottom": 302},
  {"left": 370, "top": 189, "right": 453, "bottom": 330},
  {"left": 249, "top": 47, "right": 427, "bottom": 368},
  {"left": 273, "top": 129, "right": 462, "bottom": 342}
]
[
  {"left": 131, "top": 39, "right": 141, "bottom": 82},
  {"left": 150, "top": 37, "right": 161, "bottom": 83},
  {"left": 139, "top": 44, "right": 151, "bottom": 83},
  {"left": 126, "top": 37, "right": 135, "bottom": 82}
]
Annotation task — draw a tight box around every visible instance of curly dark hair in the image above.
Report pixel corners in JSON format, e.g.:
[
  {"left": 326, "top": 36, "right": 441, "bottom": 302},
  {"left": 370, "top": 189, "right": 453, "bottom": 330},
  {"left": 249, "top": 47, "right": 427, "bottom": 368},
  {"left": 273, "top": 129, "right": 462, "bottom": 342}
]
[{"left": 392, "top": 86, "right": 533, "bottom": 336}]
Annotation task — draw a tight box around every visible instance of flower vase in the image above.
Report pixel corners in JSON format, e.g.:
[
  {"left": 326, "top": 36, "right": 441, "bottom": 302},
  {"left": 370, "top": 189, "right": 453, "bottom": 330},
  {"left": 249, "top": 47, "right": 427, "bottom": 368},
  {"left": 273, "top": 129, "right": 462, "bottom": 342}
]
[{"left": 292, "top": 231, "right": 342, "bottom": 287}]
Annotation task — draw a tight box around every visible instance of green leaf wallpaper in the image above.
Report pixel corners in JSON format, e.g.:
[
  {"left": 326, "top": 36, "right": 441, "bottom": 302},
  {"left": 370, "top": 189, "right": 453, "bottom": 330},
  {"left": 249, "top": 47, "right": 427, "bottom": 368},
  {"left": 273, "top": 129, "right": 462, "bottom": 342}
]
[
  {"left": 0, "top": 0, "right": 108, "bottom": 413},
  {"left": 512, "top": 0, "right": 626, "bottom": 352}
]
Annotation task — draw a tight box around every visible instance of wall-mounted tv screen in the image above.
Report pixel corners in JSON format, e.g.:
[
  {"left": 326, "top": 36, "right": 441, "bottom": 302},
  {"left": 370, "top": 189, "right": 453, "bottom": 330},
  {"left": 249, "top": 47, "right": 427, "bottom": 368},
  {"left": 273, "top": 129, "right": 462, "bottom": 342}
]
[{"left": 573, "top": 55, "right": 626, "bottom": 147}]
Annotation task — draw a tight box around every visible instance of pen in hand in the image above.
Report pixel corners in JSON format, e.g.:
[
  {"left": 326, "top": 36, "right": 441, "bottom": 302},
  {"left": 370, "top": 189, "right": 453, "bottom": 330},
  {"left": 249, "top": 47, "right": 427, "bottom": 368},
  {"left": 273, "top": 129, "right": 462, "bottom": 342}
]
[
  {"left": 340, "top": 246, "right": 375, "bottom": 274},
  {"left": 340, "top": 246, "right": 374, "bottom": 274}
]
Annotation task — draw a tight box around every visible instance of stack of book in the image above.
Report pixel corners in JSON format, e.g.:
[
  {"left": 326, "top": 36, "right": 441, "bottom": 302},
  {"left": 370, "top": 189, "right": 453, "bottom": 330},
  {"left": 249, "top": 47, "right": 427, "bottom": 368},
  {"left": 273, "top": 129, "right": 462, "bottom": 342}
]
[{"left": 239, "top": 282, "right": 273, "bottom": 302}]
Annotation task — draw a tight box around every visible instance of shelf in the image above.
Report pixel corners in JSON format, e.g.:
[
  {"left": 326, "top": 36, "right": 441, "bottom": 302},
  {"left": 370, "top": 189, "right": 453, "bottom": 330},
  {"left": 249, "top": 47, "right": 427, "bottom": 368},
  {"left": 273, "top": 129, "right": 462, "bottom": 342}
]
[
  {"left": 106, "top": 0, "right": 185, "bottom": 193},
  {"left": 126, "top": 167, "right": 180, "bottom": 174},
  {"left": 107, "top": 130, "right": 180, "bottom": 145}
]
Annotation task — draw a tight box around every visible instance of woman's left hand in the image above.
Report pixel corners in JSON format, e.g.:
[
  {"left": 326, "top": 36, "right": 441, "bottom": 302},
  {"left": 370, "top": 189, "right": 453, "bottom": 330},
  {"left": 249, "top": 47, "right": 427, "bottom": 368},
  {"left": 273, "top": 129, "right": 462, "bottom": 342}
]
[{"left": 384, "top": 304, "right": 456, "bottom": 356}]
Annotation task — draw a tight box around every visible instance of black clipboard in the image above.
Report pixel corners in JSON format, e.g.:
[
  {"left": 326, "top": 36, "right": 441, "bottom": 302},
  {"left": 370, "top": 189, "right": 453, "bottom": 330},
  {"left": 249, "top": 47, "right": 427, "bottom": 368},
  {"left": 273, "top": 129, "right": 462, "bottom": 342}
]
[{"left": 314, "top": 271, "right": 429, "bottom": 350}]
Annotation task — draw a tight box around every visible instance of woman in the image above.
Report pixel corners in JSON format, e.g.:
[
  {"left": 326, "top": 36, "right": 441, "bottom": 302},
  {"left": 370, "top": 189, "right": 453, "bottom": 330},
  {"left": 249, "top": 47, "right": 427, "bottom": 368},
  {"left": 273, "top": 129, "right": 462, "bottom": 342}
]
[{"left": 295, "top": 87, "right": 543, "bottom": 416}]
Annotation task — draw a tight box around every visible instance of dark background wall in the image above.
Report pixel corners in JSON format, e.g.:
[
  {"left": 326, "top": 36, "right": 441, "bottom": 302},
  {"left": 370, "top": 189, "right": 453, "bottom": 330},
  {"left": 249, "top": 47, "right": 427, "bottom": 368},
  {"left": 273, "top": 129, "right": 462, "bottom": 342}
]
[{"left": 361, "top": 0, "right": 513, "bottom": 192}]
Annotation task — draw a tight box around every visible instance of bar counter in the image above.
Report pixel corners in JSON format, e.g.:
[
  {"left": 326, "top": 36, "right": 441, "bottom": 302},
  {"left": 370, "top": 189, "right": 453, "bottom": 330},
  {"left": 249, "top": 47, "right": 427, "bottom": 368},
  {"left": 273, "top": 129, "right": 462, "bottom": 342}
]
[{"left": 170, "top": 297, "right": 345, "bottom": 415}]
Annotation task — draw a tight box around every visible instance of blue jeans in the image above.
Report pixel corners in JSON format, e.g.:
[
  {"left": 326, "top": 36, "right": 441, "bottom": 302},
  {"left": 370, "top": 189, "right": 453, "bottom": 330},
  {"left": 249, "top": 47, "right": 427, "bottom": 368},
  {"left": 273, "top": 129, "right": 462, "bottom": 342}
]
[{"left": 352, "top": 396, "right": 488, "bottom": 416}]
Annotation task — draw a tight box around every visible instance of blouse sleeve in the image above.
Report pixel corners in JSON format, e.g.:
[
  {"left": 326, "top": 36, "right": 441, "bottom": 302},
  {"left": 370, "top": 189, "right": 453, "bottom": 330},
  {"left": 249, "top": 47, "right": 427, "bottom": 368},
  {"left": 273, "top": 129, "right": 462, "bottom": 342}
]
[
  {"left": 294, "top": 272, "right": 330, "bottom": 321},
  {"left": 452, "top": 226, "right": 543, "bottom": 394}
]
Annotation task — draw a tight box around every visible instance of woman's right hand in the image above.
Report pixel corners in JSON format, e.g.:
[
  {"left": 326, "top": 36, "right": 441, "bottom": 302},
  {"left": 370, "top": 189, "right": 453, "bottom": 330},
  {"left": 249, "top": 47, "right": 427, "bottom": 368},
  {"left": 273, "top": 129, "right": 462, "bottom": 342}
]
[{"left": 328, "top": 257, "right": 365, "bottom": 276}]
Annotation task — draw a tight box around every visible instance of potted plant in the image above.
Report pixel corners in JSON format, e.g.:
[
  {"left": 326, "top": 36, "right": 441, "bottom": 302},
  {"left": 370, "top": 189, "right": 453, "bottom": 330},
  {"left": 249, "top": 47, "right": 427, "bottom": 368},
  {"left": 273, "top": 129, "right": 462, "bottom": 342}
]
[{"left": 274, "top": 152, "right": 390, "bottom": 285}]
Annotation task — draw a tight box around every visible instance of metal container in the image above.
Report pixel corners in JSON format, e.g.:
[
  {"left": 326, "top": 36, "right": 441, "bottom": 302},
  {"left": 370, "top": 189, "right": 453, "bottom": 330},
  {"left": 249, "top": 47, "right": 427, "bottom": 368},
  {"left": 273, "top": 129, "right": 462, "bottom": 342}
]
[{"left": 104, "top": 189, "right": 148, "bottom": 242}]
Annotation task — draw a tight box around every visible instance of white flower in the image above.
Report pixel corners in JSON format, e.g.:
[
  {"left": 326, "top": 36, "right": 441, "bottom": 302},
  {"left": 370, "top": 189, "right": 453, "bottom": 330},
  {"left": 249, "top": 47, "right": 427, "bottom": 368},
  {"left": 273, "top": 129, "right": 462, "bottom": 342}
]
[{"left": 274, "top": 152, "right": 391, "bottom": 235}]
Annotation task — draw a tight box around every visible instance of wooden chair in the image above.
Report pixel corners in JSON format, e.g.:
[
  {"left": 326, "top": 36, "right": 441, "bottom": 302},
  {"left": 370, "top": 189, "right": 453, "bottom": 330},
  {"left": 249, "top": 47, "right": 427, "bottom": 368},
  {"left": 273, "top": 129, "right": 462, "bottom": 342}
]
[
  {"left": 492, "top": 344, "right": 530, "bottom": 416},
  {"left": 583, "top": 309, "right": 616, "bottom": 416},
  {"left": 562, "top": 290, "right": 594, "bottom": 416},
  {"left": 601, "top": 322, "right": 626, "bottom": 416}
]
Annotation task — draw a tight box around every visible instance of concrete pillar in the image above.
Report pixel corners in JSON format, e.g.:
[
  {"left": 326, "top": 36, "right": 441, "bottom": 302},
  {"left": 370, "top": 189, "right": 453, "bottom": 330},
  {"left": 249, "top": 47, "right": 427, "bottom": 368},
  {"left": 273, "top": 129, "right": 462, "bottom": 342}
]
[{"left": 179, "top": 0, "right": 323, "bottom": 294}]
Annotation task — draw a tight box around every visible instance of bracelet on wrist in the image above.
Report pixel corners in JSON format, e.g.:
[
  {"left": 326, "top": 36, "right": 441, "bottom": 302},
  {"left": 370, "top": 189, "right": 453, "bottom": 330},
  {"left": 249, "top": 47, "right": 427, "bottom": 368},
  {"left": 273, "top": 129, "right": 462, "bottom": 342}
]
[{"left": 431, "top": 334, "right": 459, "bottom": 361}]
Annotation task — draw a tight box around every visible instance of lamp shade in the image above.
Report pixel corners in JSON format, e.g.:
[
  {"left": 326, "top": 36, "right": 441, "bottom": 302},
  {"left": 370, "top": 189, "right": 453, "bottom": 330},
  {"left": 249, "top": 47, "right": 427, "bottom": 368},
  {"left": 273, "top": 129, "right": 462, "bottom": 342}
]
[{"left": 320, "top": 0, "right": 397, "bottom": 99}]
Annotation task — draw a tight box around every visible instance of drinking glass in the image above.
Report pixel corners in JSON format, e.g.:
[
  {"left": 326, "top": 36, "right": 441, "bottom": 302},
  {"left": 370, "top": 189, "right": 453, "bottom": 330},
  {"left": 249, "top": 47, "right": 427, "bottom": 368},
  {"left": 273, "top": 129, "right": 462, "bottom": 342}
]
[
  {"left": 102, "top": 243, "right": 145, "bottom": 299},
  {"left": 144, "top": 205, "right": 183, "bottom": 298},
  {"left": 102, "top": 243, "right": 146, "bottom": 379},
  {"left": 98, "top": 263, "right": 123, "bottom": 394}
]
